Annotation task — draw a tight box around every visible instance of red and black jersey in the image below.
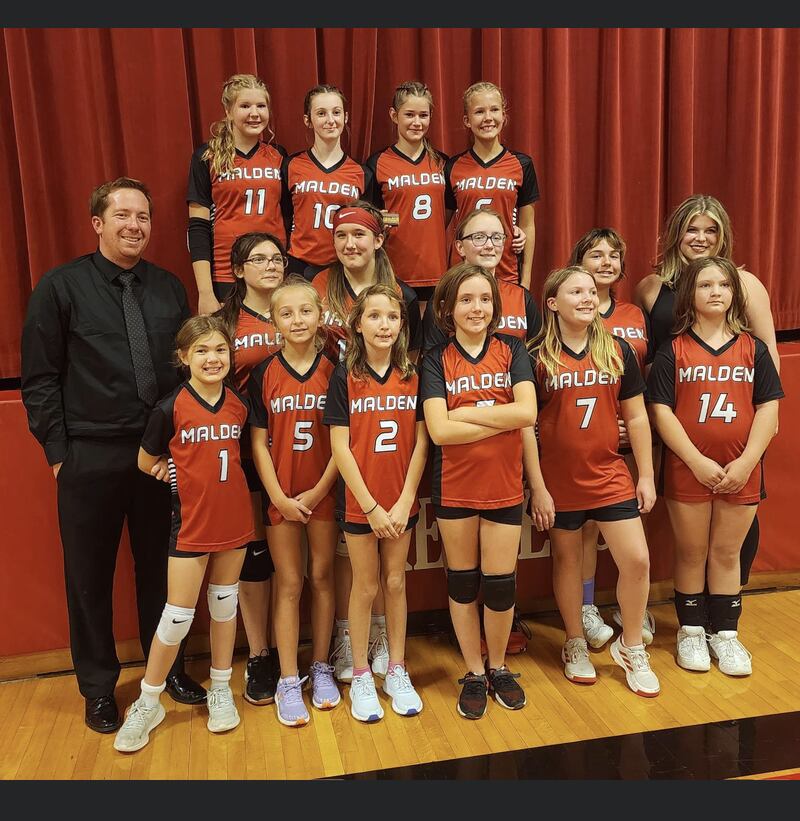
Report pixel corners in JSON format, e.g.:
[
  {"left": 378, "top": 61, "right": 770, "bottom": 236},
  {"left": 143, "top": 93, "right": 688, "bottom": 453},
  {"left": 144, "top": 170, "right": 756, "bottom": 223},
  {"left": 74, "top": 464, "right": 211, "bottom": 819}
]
[
  {"left": 310, "top": 267, "right": 422, "bottom": 358},
  {"left": 232, "top": 305, "right": 282, "bottom": 391},
  {"left": 187, "top": 141, "right": 288, "bottom": 283},
  {"left": 600, "top": 298, "right": 651, "bottom": 373},
  {"left": 141, "top": 383, "right": 254, "bottom": 552},
  {"left": 647, "top": 330, "right": 783, "bottom": 504},
  {"left": 323, "top": 362, "right": 422, "bottom": 525},
  {"left": 444, "top": 147, "right": 539, "bottom": 284},
  {"left": 248, "top": 350, "right": 337, "bottom": 524},
  {"left": 282, "top": 150, "right": 370, "bottom": 266},
  {"left": 532, "top": 338, "right": 644, "bottom": 511},
  {"left": 422, "top": 278, "right": 541, "bottom": 352},
  {"left": 365, "top": 146, "right": 449, "bottom": 287},
  {"left": 420, "top": 333, "right": 534, "bottom": 508}
]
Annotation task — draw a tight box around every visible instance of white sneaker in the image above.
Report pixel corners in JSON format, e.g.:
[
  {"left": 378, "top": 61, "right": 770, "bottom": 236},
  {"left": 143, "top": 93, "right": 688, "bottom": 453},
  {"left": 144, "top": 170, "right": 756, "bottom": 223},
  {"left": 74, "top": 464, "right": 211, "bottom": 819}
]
[
  {"left": 369, "top": 628, "right": 390, "bottom": 678},
  {"left": 610, "top": 635, "right": 660, "bottom": 697},
  {"left": 113, "top": 697, "right": 165, "bottom": 752},
  {"left": 207, "top": 686, "right": 240, "bottom": 732},
  {"left": 613, "top": 609, "right": 655, "bottom": 645},
  {"left": 382, "top": 665, "right": 423, "bottom": 716},
  {"left": 676, "top": 625, "right": 711, "bottom": 672},
  {"left": 581, "top": 604, "right": 614, "bottom": 649},
  {"left": 330, "top": 629, "right": 354, "bottom": 683},
  {"left": 708, "top": 630, "right": 752, "bottom": 676},
  {"left": 561, "top": 637, "right": 596, "bottom": 684},
  {"left": 349, "top": 671, "right": 384, "bottom": 722}
]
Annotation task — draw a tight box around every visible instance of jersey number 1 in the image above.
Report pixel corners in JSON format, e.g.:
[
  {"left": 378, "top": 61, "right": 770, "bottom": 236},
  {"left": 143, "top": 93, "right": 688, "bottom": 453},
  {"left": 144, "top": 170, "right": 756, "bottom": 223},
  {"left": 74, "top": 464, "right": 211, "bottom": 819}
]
[{"left": 218, "top": 449, "right": 229, "bottom": 482}]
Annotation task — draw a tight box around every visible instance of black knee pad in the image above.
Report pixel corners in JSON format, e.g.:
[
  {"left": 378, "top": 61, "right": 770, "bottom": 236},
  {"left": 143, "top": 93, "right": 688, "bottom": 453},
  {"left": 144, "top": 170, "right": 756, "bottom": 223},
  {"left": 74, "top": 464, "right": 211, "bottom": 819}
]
[
  {"left": 447, "top": 567, "right": 481, "bottom": 604},
  {"left": 239, "top": 539, "right": 274, "bottom": 582},
  {"left": 482, "top": 572, "right": 516, "bottom": 612}
]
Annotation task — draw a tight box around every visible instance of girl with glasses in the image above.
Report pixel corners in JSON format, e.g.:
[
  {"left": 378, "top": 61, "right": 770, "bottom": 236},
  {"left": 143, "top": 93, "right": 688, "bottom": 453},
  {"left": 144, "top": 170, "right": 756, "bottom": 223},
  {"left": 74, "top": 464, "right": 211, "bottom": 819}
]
[{"left": 445, "top": 82, "right": 539, "bottom": 289}]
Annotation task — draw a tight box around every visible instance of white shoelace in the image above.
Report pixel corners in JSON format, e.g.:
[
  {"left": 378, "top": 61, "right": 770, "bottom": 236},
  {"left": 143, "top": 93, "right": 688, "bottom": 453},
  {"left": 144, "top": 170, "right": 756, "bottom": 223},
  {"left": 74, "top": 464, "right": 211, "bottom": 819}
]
[
  {"left": 208, "top": 687, "right": 235, "bottom": 713},
  {"left": 369, "top": 632, "right": 389, "bottom": 658},
  {"left": 564, "top": 639, "right": 589, "bottom": 663},
  {"left": 122, "top": 700, "right": 155, "bottom": 733},
  {"left": 388, "top": 667, "right": 414, "bottom": 692},
  {"left": 679, "top": 632, "right": 707, "bottom": 657},
  {"left": 712, "top": 635, "right": 752, "bottom": 664},
  {"left": 330, "top": 635, "right": 353, "bottom": 666},
  {"left": 352, "top": 674, "right": 377, "bottom": 699},
  {"left": 624, "top": 645, "right": 652, "bottom": 672}
]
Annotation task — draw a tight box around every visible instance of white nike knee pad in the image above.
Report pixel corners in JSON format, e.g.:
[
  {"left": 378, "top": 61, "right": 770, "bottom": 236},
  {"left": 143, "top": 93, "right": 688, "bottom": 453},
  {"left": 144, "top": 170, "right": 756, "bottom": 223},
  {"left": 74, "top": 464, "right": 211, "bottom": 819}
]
[
  {"left": 156, "top": 603, "right": 195, "bottom": 646},
  {"left": 207, "top": 583, "right": 239, "bottom": 622}
]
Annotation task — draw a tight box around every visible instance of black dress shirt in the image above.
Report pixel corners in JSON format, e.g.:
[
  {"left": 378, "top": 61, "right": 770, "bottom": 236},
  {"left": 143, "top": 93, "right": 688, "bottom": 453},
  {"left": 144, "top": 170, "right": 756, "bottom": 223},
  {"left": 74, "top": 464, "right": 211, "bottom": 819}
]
[{"left": 21, "top": 250, "right": 190, "bottom": 465}]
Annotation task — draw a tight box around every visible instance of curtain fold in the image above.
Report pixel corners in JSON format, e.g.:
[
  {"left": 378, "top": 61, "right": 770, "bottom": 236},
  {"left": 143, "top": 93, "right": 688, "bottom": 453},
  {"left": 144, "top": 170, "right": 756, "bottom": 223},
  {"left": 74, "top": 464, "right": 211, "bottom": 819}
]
[{"left": 2, "top": 27, "right": 798, "bottom": 378}]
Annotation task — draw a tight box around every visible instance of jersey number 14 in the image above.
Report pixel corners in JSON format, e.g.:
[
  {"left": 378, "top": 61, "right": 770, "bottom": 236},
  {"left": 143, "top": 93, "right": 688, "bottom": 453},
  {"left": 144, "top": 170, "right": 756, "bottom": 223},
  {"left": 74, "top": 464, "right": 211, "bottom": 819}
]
[{"left": 698, "top": 392, "right": 737, "bottom": 424}]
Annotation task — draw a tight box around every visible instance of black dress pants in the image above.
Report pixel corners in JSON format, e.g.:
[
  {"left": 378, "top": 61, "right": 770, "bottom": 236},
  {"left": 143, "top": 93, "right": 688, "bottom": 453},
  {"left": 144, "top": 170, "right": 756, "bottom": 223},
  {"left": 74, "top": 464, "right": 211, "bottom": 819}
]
[{"left": 56, "top": 437, "right": 183, "bottom": 697}]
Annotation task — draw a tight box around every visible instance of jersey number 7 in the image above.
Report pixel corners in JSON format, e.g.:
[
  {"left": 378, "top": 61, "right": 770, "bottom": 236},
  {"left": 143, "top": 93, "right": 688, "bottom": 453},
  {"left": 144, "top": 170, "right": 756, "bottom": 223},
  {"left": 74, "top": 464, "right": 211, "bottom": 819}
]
[{"left": 576, "top": 397, "right": 597, "bottom": 429}]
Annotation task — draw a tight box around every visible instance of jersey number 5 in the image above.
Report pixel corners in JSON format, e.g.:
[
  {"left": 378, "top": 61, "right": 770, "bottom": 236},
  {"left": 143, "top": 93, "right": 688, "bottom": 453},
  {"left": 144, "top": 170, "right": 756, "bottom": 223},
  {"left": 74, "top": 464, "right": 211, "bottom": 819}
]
[
  {"left": 293, "top": 421, "right": 314, "bottom": 451},
  {"left": 374, "top": 420, "right": 398, "bottom": 452},
  {"left": 575, "top": 397, "right": 597, "bottom": 429}
]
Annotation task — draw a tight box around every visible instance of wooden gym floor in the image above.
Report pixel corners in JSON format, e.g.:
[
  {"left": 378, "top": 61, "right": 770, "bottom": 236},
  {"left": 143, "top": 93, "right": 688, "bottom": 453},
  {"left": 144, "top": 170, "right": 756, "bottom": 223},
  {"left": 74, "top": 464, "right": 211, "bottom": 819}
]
[{"left": 2, "top": 588, "right": 800, "bottom": 780}]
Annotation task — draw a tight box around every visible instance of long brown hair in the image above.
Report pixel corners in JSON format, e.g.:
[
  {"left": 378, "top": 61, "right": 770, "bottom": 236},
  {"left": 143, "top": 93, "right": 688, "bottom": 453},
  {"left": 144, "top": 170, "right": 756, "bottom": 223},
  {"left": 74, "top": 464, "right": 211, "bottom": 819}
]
[
  {"left": 202, "top": 74, "right": 273, "bottom": 178},
  {"left": 673, "top": 256, "right": 750, "bottom": 336},
  {"left": 529, "top": 266, "right": 623, "bottom": 381},
  {"left": 432, "top": 262, "right": 502, "bottom": 337},
  {"left": 391, "top": 80, "right": 443, "bottom": 168},
  {"left": 655, "top": 194, "right": 733, "bottom": 288},
  {"left": 217, "top": 232, "right": 287, "bottom": 333},
  {"left": 326, "top": 200, "right": 397, "bottom": 324},
  {"left": 344, "top": 284, "right": 415, "bottom": 382}
]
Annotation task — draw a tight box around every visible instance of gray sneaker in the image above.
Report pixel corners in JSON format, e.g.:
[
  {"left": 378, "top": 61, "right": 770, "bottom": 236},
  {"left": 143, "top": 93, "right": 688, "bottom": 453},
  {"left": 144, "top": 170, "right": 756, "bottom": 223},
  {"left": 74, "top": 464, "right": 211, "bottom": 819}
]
[
  {"left": 207, "top": 686, "right": 240, "bottom": 733},
  {"left": 562, "top": 637, "right": 597, "bottom": 684},
  {"left": 113, "top": 697, "right": 165, "bottom": 752}
]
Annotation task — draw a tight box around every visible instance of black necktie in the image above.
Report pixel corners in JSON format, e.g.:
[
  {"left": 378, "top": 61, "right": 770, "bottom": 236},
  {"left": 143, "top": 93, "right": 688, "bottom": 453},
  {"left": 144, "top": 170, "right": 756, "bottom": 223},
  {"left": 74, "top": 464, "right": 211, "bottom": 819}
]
[{"left": 119, "top": 272, "right": 159, "bottom": 407}]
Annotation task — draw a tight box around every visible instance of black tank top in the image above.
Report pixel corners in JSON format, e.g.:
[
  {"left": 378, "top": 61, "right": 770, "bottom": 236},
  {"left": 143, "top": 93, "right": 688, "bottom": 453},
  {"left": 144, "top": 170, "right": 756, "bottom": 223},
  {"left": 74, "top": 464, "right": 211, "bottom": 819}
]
[{"left": 648, "top": 282, "right": 676, "bottom": 353}]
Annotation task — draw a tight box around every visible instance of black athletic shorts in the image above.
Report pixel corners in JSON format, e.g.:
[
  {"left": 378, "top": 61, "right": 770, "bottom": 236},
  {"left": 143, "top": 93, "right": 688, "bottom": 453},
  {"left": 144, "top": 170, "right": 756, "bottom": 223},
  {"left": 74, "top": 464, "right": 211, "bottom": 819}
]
[
  {"left": 168, "top": 544, "right": 247, "bottom": 559},
  {"left": 411, "top": 285, "right": 436, "bottom": 302},
  {"left": 433, "top": 503, "right": 523, "bottom": 526},
  {"left": 553, "top": 498, "right": 640, "bottom": 531},
  {"left": 242, "top": 457, "right": 263, "bottom": 493},
  {"left": 287, "top": 255, "right": 327, "bottom": 283},
  {"left": 338, "top": 512, "right": 420, "bottom": 536}
]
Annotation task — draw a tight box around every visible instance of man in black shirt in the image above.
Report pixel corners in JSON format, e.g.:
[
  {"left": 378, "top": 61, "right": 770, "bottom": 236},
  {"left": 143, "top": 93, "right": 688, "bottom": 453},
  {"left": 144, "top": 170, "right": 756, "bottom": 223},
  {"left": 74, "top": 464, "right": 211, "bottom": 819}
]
[{"left": 21, "top": 177, "right": 206, "bottom": 733}]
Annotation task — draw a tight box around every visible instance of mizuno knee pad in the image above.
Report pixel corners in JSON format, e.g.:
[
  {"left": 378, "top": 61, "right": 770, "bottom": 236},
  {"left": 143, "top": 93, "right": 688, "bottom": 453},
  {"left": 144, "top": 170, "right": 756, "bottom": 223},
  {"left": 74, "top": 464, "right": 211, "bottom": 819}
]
[
  {"left": 447, "top": 567, "right": 481, "bottom": 604},
  {"left": 482, "top": 571, "right": 516, "bottom": 612}
]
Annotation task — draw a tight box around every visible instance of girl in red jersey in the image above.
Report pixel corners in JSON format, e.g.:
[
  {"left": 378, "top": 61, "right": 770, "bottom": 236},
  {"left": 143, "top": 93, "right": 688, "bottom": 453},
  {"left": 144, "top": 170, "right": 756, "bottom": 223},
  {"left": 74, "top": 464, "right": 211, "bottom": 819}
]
[
  {"left": 312, "top": 201, "right": 421, "bottom": 682},
  {"left": 188, "top": 74, "right": 288, "bottom": 314},
  {"left": 218, "top": 232, "right": 286, "bottom": 708},
  {"left": 366, "top": 81, "right": 449, "bottom": 308},
  {"left": 525, "top": 267, "right": 660, "bottom": 698},
  {"left": 421, "top": 263, "right": 536, "bottom": 720},
  {"left": 566, "top": 228, "right": 655, "bottom": 651},
  {"left": 324, "top": 285, "right": 428, "bottom": 722},
  {"left": 422, "top": 207, "right": 541, "bottom": 352},
  {"left": 249, "top": 276, "right": 340, "bottom": 726},
  {"left": 445, "top": 82, "right": 539, "bottom": 289},
  {"left": 647, "top": 257, "right": 782, "bottom": 677},
  {"left": 635, "top": 195, "right": 779, "bottom": 590},
  {"left": 312, "top": 200, "right": 422, "bottom": 360},
  {"left": 283, "top": 84, "right": 371, "bottom": 280},
  {"left": 114, "top": 316, "right": 253, "bottom": 752}
]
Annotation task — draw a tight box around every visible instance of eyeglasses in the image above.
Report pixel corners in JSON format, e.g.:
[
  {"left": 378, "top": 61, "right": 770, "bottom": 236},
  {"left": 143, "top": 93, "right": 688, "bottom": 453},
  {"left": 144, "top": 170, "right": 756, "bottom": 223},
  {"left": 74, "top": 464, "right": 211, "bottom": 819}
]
[
  {"left": 245, "top": 254, "right": 287, "bottom": 268},
  {"left": 461, "top": 231, "right": 506, "bottom": 247}
]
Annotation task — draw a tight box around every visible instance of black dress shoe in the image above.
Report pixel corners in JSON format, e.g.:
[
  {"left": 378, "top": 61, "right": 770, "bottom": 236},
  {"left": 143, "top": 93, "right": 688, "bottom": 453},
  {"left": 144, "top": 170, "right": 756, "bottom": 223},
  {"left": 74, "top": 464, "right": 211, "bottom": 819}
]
[
  {"left": 85, "top": 695, "right": 122, "bottom": 733},
  {"left": 165, "top": 672, "right": 207, "bottom": 705}
]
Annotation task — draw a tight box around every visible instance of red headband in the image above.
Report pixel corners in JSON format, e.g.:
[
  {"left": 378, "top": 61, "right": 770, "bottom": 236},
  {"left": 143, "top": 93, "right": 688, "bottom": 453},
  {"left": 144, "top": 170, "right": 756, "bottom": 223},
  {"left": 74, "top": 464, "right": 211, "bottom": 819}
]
[{"left": 332, "top": 206, "right": 382, "bottom": 235}]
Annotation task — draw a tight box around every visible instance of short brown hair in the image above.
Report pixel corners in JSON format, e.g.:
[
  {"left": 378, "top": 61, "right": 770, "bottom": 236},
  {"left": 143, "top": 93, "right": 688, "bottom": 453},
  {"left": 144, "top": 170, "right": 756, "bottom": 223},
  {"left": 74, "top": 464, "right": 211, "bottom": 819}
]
[
  {"left": 432, "top": 262, "right": 502, "bottom": 337},
  {"left": 174, "top": 314, "right": 233, "bottom": 374},
  {"left": 90, "top": 177, "right": 153, "bottom": 218}
]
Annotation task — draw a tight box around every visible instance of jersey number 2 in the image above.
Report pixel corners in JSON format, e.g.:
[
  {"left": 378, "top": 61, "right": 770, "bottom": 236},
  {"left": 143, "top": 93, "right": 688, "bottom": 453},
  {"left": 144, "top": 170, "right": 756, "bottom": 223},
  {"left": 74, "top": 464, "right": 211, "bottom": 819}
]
[{"left": 374, "top": 420, "right": 398, "bottom": 452}]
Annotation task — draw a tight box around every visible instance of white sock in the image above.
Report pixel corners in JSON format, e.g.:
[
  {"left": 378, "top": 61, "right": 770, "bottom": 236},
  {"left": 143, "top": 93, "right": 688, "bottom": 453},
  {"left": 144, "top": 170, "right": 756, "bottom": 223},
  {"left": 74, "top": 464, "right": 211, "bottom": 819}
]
[
  {"left": 209, "top": 666, "right": 232, "bottom": 690},
  {"left": 140, "top": 679, "right": 165, "bottom": 707}
]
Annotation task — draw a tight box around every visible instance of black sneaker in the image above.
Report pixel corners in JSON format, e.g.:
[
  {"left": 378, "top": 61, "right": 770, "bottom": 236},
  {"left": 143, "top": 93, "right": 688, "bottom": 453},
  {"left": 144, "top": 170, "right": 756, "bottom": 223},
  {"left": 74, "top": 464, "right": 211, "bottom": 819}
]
[
  {"left": 456, "top": 672, "right": 488, "bottom": 719},
  {"left": 244, "top": 650, "right": 277, "bottom": 705},
  {"left": 488, "top": 665, "right": 526, "bottom": 710}
]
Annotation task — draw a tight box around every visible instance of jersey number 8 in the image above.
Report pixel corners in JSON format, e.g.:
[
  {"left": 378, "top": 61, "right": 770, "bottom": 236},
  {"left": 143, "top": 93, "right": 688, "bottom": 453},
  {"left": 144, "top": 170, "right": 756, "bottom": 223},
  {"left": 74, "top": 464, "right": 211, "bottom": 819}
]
[{"left": 412, "top": 194, "right": 432, "bottom": 220}]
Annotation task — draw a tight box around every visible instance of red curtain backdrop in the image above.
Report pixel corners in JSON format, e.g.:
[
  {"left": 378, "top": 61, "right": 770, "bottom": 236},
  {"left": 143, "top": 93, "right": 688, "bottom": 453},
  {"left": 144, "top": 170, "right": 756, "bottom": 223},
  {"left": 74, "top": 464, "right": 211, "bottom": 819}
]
[{"left": 2, "top": 27, "right": 799, "bottom": 379}]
